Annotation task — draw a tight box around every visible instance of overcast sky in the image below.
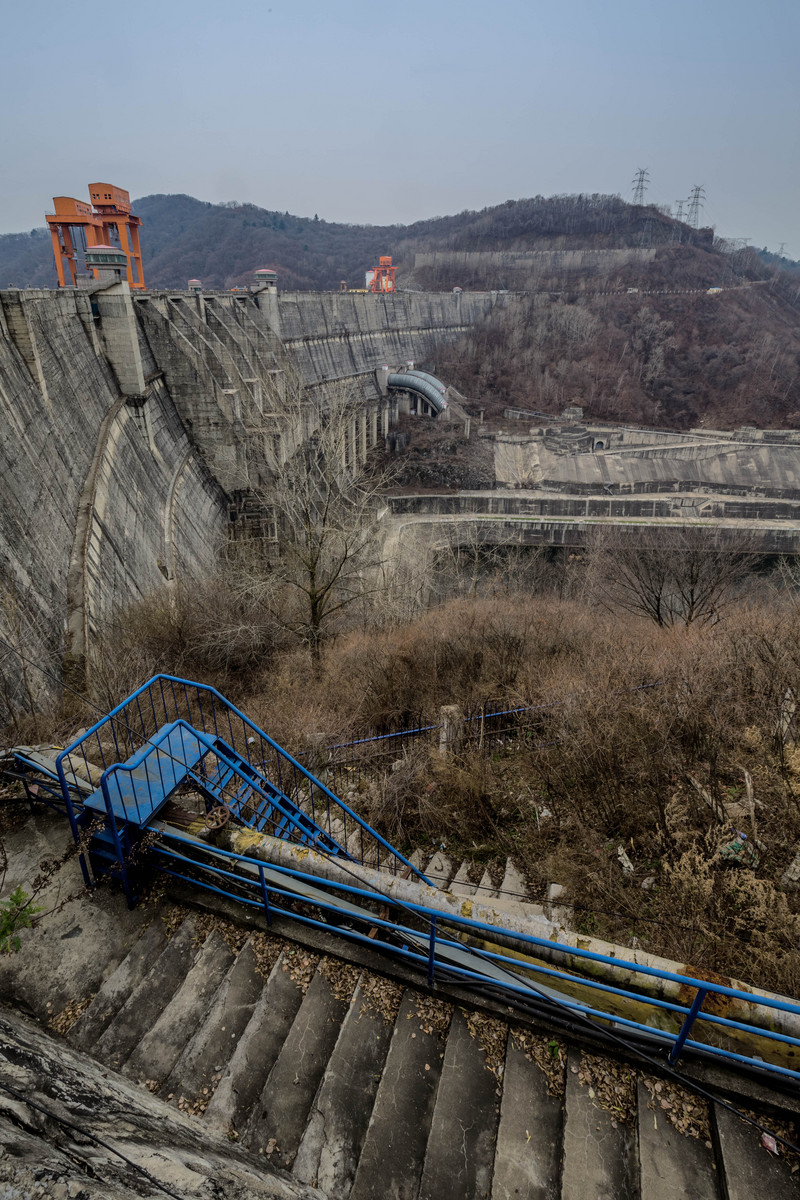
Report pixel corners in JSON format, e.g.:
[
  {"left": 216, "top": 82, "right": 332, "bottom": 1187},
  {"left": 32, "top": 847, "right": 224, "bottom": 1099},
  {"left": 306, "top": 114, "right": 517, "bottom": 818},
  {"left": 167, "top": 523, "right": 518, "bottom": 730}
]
[{"left": 2, "top": 0, "right": 798, "bottom": 255}]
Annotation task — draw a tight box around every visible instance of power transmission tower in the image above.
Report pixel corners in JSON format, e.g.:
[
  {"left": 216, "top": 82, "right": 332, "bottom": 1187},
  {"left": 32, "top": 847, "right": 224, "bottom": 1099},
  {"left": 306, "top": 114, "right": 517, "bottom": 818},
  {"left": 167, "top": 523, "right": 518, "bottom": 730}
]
[
  {"left": 672, "top": 199, "right": 685, "bottom": 243},
  {"left": 631, "top": 168, "right": 650, "bottom": 206},
  {"left": 686, "top": 185, "right": 706, "bottom": 229},
  {"left": 778, "top": 242, "right": 787, "bottom": 258}
]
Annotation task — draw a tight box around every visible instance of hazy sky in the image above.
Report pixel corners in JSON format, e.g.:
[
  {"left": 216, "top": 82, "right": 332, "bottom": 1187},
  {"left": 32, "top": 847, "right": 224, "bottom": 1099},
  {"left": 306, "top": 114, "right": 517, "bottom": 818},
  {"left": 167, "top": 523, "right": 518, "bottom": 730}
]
[{"left": 2, "top": 0, "right": 798, "bottom": 254}]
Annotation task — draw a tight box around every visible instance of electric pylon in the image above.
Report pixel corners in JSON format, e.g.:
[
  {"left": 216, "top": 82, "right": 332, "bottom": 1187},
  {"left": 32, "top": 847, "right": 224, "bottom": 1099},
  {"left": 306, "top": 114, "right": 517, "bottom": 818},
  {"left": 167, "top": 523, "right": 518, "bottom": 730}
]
[
  {"left": 631, "top": 168, "right": 650, "bottom": 206},
  {"left": 686, "top": 186, "right": 706, "bottom": 229}
]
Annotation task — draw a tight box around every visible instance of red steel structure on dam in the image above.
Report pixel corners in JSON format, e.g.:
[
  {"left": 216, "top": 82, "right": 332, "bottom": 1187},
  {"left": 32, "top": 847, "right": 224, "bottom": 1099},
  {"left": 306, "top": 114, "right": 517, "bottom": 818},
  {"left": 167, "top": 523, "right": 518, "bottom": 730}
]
[{"left": 46, "top": 182, "right": 145, "bottom": 289}]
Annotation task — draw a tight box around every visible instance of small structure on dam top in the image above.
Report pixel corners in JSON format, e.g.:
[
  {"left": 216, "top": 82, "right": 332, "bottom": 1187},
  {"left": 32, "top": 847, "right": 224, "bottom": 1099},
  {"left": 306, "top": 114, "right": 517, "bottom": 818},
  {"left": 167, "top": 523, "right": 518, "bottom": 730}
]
[{"left": 45, "top": 181, "right": 145, "bottom": 289}]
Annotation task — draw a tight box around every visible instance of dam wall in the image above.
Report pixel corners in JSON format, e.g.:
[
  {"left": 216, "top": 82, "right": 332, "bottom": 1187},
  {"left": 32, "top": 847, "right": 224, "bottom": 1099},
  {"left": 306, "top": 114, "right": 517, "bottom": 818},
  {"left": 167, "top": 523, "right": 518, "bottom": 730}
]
[
  {"left": 276, "top": 290, "right": 512, "bottom": 388},
  {"left": 0, "top": 288, "right": 229, "bottom": 703},
  {"left": 414, "top": 249, "right": 656, "bottom": 273},
  {"left": 0, "top": 284, "right": 502, "bottom": 705}
]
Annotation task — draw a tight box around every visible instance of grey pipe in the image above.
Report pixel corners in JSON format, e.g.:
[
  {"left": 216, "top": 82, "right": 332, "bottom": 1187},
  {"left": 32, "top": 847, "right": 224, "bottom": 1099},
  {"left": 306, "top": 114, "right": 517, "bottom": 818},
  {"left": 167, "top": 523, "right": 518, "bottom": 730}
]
[{"left": 387, "top": 372, "right": 446, "bottom": 414}]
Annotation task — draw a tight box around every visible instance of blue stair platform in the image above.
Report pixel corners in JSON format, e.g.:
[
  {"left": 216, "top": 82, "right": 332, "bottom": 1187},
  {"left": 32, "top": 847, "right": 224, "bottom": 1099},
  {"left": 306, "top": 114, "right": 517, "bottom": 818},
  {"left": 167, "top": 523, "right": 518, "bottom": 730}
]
[{"left": 83, "top": 722, "right": 207, "bottom": 827}]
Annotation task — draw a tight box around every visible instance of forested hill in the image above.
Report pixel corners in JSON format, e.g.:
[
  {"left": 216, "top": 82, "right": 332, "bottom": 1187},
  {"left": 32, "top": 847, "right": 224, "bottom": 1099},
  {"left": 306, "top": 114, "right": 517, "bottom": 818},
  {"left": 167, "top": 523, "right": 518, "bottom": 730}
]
[{"left": 3, "top": 191, "right": 788, "bottom": 292}]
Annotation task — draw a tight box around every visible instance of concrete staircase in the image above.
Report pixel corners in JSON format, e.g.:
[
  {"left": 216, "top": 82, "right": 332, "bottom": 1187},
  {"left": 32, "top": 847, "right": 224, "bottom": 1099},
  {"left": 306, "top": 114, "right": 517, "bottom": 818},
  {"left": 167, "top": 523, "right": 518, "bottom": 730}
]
[{"left": 50, "top": 905, "right": 799, "bottom": 1200}]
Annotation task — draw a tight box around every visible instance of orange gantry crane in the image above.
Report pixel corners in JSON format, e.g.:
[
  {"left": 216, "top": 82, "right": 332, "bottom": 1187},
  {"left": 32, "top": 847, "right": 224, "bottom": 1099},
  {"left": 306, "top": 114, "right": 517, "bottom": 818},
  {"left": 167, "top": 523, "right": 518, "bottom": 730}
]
[
  {"left": 46, "top": 183, "right": 145, "bottom": 289},
  {"left": 366, "top": 255, "right": 396, "bottom": 293}
]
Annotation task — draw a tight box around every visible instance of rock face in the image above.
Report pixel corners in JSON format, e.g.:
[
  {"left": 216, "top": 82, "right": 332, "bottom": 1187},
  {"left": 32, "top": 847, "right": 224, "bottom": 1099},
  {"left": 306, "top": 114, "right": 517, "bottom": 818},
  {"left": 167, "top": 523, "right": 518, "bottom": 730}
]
[{"left": 0, "top": 1005, "right": 324, "bottom": 1200}]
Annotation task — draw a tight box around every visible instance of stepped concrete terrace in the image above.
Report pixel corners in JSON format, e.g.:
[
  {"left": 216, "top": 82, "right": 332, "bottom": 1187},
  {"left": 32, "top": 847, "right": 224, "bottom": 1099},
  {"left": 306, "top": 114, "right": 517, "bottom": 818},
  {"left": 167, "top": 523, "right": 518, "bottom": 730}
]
[{"left": 2, "top": 801, "right": 800, "bottom": 1199}]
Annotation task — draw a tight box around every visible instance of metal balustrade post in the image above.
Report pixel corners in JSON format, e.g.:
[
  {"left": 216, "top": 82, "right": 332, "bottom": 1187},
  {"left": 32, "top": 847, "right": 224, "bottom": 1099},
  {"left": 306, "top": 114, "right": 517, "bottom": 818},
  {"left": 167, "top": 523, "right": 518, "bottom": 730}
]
[
  {"left": 428, "top": 916, "right": 437, "bottom": 988},
  {"left": 258, "top": 865, "right": 272, "bottom": 926},
  {"left": 669, "top": 987, "right": 708, "bottom": 1065}
]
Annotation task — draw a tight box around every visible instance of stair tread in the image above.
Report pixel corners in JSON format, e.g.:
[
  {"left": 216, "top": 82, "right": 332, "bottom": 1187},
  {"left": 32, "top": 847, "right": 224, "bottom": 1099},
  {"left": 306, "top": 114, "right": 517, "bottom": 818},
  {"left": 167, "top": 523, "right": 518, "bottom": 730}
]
[
  {"left": 204, "top": 951, "right": 306, "bottom": 1134},
  {"left": 122, "top": 930, "right": 236, "bottom": 1086},
  {"left": 93, "top": 916, "right": 200, "bottom": 1071},
  {"left": 244, "top": 963, "right": 352, "bottom": 1166},
  {"left": 491, "top": 1037, "right": 563, "bottom": 1200},
  {"left": 160, "top": 936, "right": 265, "bottom": 1107},
  {"left": 426, "top": 851, "right": 454, "bottom": 890},
  {"left": 561, "top": 1047, "right": 637, "bottom": 1200},
  {"left": 714, "top": 1101, "right": 799, "bottom": 1200},
  {"left": 348, "top": 989, "right": 450, "bottom": 1200},
  {"left": 637, "top": 1080, "right": 717, "bottom": 1200},
  {"left": 68, "top": 917, "right": 168, "bottom": 1052},
  {"left": 294, "top": 976, "right": 401, "bottom": 1196},
  {"left": 418, "top": 1007, "right": 502, "bottom": 1200},
  {"left": 450, "top": 861, "right": 476, "bottom": 897}
]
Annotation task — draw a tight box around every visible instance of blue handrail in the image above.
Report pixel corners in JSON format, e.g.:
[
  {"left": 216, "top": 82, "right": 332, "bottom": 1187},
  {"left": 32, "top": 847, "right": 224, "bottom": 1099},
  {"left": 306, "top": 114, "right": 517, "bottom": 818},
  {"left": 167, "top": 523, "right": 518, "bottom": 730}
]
[{"left": 148, "top": 826, "right": 800, "bottom": 1083}]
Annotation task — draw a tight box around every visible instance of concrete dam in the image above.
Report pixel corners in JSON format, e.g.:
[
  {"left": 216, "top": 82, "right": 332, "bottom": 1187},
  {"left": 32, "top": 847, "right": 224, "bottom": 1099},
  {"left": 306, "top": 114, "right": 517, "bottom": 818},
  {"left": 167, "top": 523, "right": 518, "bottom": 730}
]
[
  {"left": 3, "top": 277, "right": 800, "bottom": 707},
  {"left": 0, "top": 282, "right": 509, "bottom": 699}
]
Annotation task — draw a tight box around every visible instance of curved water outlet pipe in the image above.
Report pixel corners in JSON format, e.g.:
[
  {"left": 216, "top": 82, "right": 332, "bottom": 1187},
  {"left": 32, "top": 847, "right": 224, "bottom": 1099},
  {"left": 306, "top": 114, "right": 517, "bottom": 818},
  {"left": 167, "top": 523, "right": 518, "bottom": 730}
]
[{"left": 387, "top": 372, "right": 447, "bottom": 414}]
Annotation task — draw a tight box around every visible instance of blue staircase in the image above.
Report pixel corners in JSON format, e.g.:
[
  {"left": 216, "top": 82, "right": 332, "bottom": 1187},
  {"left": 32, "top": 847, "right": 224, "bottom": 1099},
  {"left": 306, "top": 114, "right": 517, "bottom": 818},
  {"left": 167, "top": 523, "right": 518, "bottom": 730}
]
[
  {"left": 74, "top": 718, "right": 349, "bottom": 905},
  {"left": 189, "top": 736, "right": 348, "bottom": 857}
]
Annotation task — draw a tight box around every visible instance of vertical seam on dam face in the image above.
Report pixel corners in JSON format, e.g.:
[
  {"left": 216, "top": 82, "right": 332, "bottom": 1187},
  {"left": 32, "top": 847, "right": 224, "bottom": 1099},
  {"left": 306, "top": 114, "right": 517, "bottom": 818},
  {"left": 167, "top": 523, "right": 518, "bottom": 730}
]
[{"left": 66, "top": 393, "right": 129, "bottom": 676}]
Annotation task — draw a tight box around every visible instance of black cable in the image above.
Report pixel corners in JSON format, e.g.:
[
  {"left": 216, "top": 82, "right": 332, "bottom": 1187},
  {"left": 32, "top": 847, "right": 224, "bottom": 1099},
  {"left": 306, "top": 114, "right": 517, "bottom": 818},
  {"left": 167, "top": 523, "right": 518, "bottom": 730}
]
[
  {"left": 3, "top": 634, "right": 799, "bottom": 1160},
  {"left": 0, "top": 1077, "right": 185, "bottom": 1199}
]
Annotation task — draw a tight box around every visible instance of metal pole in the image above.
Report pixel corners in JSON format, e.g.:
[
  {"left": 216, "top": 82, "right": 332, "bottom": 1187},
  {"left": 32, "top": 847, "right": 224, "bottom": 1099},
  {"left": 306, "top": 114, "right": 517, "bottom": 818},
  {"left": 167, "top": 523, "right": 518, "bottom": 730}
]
[
  {"left": 427, "top": 916, "right": 437, "bottom": 988},
  {"left": 258, "top": 865, "right": 272, "bottom": 927},
  {"left": 669, "top": 987, "right": 708, "bottom": 1065}
]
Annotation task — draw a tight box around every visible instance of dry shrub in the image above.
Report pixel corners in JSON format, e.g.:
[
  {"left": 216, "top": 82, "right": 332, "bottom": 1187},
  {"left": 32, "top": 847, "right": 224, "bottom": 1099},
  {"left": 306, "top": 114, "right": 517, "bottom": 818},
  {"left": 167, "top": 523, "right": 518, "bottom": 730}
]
[{"left": 89, "top": 576, "right": 283, "bottom": 709}]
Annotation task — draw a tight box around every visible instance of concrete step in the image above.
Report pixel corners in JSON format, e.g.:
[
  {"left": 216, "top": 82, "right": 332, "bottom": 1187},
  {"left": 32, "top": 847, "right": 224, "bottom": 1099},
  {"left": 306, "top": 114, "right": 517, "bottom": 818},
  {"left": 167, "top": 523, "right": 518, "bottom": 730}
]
[
  {"left": 93, "top": 916, "right": 201, "bottom": 1072},
  {"left": 67, "top": 916, "right": 168, "bottom": 1052},
  {"left": 160, "top": 936, "right": 265, "bottom": 1110},
  {"left": 418, "top": 1007, "right": 503, "bottom": 1200},
  {"left": 204, "top": 951, "right": 306, "bottom": 1135},
  {"left": 560, "top": 1047, "right": 637, "bottom": 1200},
  {"left": 425, "top": 850, "right": 454, "bottom": 890},
  {"left": 713, "top": 1101, "right": 799, "bottom": 1200},
  {"left": 243, "top": 962, "right": 353, "bottom": 1166},
  {"left": 477, "top": 867, "right": 500, "bottom": 901},
  {"left": 451, "top": 860, "right": 476, "bottom": 897},
  {"left": 637, "top": 1079, "right": 717, "bottom": 1200},
  {"left": 122, "top": 929, "right": 236, "bottom": 1088},
  {"left": 349, "top": 988, "right": 451, "bottom": 1200},
  {"left": 293, "top": 976, "right": 395, "bottom": 1199},
  {"left": 491, "top": 1036, "right": 563, "bottom": 1200},
  {"left": 498, "top": 858, "right": 529, "bottom": 903}
]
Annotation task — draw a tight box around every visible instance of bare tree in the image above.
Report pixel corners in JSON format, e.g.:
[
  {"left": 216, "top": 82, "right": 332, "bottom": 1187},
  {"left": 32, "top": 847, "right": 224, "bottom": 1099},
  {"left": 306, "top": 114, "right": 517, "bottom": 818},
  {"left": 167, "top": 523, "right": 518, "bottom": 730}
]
[
  {"left": 232, "top": 381, "right": 394, "bottom": 663},
  {"left": 585, "top": 524, "right": 763, "bottom": 626}
]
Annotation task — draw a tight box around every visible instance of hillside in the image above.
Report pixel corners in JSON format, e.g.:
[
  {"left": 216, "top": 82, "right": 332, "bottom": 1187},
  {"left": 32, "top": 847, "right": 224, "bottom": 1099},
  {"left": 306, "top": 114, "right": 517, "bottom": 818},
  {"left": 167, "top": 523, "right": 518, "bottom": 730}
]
[
  {"left": 433, "top": 261, "right": 800, "bottom": 429},
  {"left": 0, "top": 191, "right": 750, "bottom": 292}
]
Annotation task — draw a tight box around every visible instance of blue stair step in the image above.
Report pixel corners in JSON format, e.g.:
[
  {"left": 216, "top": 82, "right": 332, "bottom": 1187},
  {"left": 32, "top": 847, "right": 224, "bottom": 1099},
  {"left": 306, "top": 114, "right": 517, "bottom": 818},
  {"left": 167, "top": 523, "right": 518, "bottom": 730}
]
[{"left": 84, "top": 722, "right": 207, "bottom": 827}]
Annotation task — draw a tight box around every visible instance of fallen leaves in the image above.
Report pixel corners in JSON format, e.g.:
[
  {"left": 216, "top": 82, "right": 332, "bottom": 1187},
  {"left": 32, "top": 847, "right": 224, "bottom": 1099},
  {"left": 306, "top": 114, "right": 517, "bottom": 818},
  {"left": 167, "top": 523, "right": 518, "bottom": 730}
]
[
  {"left": 578, "top": 1053, "right": 636, "bottom": 1124},
  {"left": 642, "top": 1075, "right": 710, "bottom": 1142},
  {"left": 359, "top": 972, "right": 404, "bottom": 1022},
  {"left": 463, "top": 1009, "right": 508, "bottom": 1080},
  {"left": 49, "top": 994, "right": 95, "bottom": 1036},
  {"left": 319, "top": 956, "right": 360, "bottom": 1002},
  {"left": 510, "top": 1029, "right": 566, "bottom": 1097}
]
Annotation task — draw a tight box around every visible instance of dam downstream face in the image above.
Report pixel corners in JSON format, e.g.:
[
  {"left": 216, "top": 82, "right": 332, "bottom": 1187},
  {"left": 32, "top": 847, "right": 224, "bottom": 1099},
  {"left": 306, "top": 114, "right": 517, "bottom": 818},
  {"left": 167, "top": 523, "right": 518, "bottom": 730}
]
[
  {"left": 2, "top": 281, "right": 798, "bottom": 707},
  {"left": 0, "top": 286, "right": 509, "bottom": 696}
]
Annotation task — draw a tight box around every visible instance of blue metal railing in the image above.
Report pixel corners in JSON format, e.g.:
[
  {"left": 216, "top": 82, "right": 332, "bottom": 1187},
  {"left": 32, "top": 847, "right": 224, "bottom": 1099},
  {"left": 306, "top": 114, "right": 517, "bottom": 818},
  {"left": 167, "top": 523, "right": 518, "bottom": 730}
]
[
  {"left": 148, "top": 826, "right": 800, "bottom": 1084},
  {"left": 54, "top": 675, "right": 431, "bottom": 887}
]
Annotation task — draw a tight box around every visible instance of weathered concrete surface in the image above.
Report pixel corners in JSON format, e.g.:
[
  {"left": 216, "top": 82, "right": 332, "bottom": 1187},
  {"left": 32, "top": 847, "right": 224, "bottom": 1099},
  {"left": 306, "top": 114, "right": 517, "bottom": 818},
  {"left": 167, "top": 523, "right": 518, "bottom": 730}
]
[{"left": 0, "top": 1004, "right": 326, "bottom": 1200}]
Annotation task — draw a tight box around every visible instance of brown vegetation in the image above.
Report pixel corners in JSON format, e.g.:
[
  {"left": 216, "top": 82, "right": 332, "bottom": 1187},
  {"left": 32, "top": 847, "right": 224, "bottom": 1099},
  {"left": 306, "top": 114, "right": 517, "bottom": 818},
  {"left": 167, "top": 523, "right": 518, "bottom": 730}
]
[{"left": 432, "top": 267, "right": 800, "bottom": 429}]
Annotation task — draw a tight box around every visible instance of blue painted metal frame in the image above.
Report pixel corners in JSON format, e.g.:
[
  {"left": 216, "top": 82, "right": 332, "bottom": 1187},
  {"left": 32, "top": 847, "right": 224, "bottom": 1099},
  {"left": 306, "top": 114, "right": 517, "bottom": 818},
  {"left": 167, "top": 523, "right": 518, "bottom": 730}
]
[
  {"left": 54, "top": 675, "right": 432, "bottom": 891},
  {"left": 147, "top": 826, "right": 800, "bottom": 1085}
]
